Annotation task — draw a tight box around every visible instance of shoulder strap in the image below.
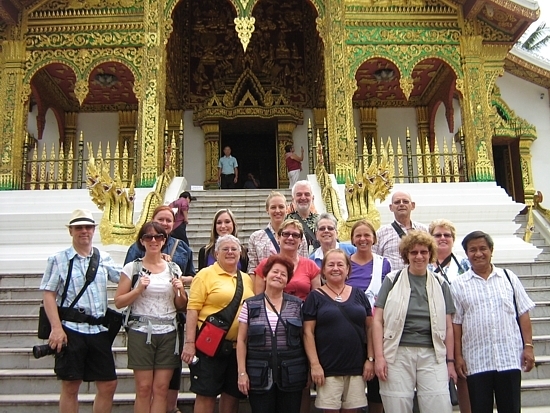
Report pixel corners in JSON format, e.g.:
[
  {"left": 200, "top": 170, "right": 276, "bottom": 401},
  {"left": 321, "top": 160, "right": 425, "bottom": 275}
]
[
  {"left": 169, "top": 239, "right": 180, "bottom": 258},
  {"left": 391, "top": 221, "right": 406, "bottom": 238},
  {"left": 264, "top": 228, "right": 281, "bottom": 253},
  {"left": 503, "top": 269, "right": 524, "bottom": 345},
  {"left": 211, "top": 270, "right": 244, "bottom": 329},
  {"left": 59, "top": 257, "right": 75, "bottom": 307},
  {"left": 292, "top": 213, "right": 319, "bottom": 248},
  {"left": 317, "top": 288, "right": 364, "bottom": 343},
  {"left": 67, "top": 247, "right": 100, "bottom": 309}
]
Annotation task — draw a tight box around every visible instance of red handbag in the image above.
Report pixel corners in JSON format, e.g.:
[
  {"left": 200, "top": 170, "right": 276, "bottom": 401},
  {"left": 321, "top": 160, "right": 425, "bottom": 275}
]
[{"left": 195, "top": 316, "right": 228, "bottom": 357}]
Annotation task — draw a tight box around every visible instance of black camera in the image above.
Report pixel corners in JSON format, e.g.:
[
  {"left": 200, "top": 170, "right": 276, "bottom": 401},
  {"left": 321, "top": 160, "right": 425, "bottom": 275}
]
[{"left": 33, "top": 343, "right": 65, "bottom": 359}]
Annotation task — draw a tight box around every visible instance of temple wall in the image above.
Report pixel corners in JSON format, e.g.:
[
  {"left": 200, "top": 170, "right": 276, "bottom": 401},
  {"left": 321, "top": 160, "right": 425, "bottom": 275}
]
[
  {"left": 497, "top": 72, "right": 550, "bottom": 204},
  {"left": 377, "top": 107, "right": 417, "bottom": 145},
  {"left": 182, "top": 110, "right": 205, "bottom": 187},
  {"left": 291, "top": 108, "right": 313, "bottom": 182}
]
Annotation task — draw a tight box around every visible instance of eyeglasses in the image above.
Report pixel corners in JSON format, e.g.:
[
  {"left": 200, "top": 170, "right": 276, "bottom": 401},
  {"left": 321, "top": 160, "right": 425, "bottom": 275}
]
[
  {"left": 141, "top": 234, "right": 165, "bottom": 242},
  {"left": 433, "top": 233, "right": 453, "bottom": 239},
  {"left": 409, "top": 250, "right": 429, "bottom": 256},
  {"left": 73, "top": 225, "right": 95, "bottom": 231},
  {"left": 280, "top": 231, "right": 302, "bottom": 239},
  {"left": 220, "top": 247, "right": 239, "bottom": 253},
  {"left": 318, "top": 226, "right": 335, "bottom": 232}
]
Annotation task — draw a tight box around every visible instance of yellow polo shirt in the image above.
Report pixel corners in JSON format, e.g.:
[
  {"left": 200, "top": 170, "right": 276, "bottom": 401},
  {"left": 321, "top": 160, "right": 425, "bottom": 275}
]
[{"left": 188, "top": 262, "right": 254, "bottom": 341}]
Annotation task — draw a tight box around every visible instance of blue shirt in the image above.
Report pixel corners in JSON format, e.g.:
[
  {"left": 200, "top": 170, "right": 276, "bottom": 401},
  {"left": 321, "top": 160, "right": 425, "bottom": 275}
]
[
  {"left": 309, "top": 243, "right": 357, "bottom": 268},
  {"left": 40, "top": 246, "right": 121, "bottom": 334},
  {"left": 124, "top": 236, "right": 196, "bottom": 276},
  {"left": 218, "top": 155, "right": 238, "bottom": 175}
]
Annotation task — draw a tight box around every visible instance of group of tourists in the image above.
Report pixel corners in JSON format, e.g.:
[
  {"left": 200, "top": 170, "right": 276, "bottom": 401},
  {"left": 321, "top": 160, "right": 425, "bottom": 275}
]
[{"left": 40, "top": 179, "right": 535, "bottom": 413}]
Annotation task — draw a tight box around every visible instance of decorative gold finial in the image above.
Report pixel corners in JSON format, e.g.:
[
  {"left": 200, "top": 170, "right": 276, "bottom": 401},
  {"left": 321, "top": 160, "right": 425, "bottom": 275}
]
[{"left": 234, "top": 17, "right": 256, "bottom": 52}]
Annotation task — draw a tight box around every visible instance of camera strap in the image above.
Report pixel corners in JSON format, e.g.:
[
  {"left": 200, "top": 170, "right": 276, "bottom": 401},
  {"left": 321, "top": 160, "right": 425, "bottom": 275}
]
[{"left": 65, "top": 247, "right": 100, "bottom": 309}]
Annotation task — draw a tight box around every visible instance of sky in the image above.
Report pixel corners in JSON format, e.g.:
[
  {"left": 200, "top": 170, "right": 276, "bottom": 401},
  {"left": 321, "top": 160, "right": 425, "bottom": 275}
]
[{"left": 522, "top": 1, "right": 550, "bottom": 58}]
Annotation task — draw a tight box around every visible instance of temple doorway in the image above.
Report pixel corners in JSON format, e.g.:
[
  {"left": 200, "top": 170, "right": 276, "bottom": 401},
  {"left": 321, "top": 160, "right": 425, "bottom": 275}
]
[
  {"left": 221, "top": 118, "right": 278, "bottom": 189},
  {"left": 493, "top": 137, "right": 524, "bottom": 203}
]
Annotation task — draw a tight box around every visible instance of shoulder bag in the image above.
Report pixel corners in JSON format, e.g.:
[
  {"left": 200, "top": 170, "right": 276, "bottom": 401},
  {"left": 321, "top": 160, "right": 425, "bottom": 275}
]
[{"left": 195, "top": 271, "right": 244, "bottom": 357}]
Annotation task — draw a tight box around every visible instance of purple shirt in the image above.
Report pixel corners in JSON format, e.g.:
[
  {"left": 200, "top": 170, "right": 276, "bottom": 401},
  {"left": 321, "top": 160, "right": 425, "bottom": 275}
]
[{"left": 347, "top": 258, "right": 392, "bottom": 291}]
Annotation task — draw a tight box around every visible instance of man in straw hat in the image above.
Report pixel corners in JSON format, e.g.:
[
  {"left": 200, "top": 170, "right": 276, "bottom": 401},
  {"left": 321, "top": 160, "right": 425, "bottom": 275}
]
[{"left": 40, "top": 209, "right": 122, "bottom": 413}]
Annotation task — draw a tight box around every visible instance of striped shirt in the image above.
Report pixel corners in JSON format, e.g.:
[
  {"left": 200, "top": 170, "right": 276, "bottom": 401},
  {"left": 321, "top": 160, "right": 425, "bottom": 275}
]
[
  {"left": 40, "top": 246, "right": 121, "bottom": 334},
  {"left": 450, "top": 266, "right": 535, "bottom": 375},
  {"left": 372, "top": 220, "right": 428, "bottom": 270}
]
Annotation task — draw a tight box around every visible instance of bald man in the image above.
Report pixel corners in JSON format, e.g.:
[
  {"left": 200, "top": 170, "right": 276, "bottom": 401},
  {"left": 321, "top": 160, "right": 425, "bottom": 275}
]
[{"left": 372, "top": 191, "right": 428, "bottom": 270}]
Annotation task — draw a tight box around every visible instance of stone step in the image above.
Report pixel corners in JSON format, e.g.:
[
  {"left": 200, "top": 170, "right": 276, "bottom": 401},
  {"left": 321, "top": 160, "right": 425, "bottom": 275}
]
[
  {"left": 0, "top": 330, "right": 127, "bottom": 348},
  {"left": 0, "top": 347, "right": 130, "bottom": 370},
  {"left": 0, "top": 285, "right": 118, "bottom": 300},
  {"left": 525, "top": 286, "right": 550, "bottom": 302},
  {"left": 0, "top": 368, "right": 193, "bottom": 396},
  {"left": 0, "top": 393, "right": 258, "bottom": 413},
  {"left": 532, "top": 302, "right": 550, "bottom": 318},
  {"left": 523, "top": 355, "right": 550, "bottom": 380},
  {"left": 520, "top": 379, "right": 550, "bottom": 407}
]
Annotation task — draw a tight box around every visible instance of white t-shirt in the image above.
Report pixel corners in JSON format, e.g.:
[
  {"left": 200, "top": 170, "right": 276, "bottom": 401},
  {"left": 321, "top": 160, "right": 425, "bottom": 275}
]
[{"left": 122, "top": 261, "right": 179, "bottom": 334}]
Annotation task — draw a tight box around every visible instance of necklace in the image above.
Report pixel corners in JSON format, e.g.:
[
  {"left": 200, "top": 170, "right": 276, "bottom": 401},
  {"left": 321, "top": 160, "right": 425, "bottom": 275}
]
[{"left": 324, "top": 284, "right": 346, "bottom": 302}]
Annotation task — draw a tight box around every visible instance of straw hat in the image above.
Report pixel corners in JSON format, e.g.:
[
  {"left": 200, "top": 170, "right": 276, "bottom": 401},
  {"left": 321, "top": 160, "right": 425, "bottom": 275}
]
[{"left": 66, "top": 209, "right": 98, "bottom": 227}]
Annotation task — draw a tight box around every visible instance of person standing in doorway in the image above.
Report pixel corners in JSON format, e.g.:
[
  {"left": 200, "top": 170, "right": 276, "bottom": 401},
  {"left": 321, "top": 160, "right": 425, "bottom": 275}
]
[
  {"left": 285, "top": 144, "right": 304, "bottom": 189},
  {"left": 218, "top": 146, "right": 239, "bottom": 189}
]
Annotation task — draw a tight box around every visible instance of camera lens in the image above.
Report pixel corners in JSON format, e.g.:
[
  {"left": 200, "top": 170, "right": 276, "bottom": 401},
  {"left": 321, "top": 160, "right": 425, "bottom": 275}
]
[{"left": 32, "top": 344, "right": 56, "bottom": 359}]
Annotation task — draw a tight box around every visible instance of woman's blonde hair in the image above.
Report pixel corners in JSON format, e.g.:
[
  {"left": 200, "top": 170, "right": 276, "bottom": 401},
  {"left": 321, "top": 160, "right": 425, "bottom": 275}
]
[{"left": 428, "top": 219, "right": 456, "bottom": 240}]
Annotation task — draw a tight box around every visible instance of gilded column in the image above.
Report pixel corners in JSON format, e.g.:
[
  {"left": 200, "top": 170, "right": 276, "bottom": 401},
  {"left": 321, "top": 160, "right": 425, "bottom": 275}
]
[
  {"left": 318, "top": 0, "right": 355, "bottom": 176},
  {"left": 202, "top": 123, "right": 220, "bottom": 189},
  {"left": 277, "top": 121, "right": 297, "bottom": 188},
  {"left": 64, "top": 112, "right": 78, "bottom": 155},
  {"left": 136, "top": 0, "right": 169, "bottom": 187},
  {"left": 416, "top": 106, "right": 429, "bottom": 149},
  {"left": 119, "top": 110, "right": 138, "bottom": 177},
  {"left": 166, "top": 110, "right": 184, "bottom": 174},
  {"left": 519, "top": 135, "right": 536, "bottom": 206},
  {"left": 359, "top": 107, "right": 377, "bottom": 152},
  {"left": 0, "top": 40, "right": 28, "bottom": 190},
  {"left": 458, "top": 20, "right": 498, "bottom": 182}
]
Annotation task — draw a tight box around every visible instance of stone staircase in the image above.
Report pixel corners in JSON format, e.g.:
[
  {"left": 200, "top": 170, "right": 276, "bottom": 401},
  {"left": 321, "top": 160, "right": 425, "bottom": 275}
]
[{"left": 0, "top": 187, "right": 550, "bottom": 412}]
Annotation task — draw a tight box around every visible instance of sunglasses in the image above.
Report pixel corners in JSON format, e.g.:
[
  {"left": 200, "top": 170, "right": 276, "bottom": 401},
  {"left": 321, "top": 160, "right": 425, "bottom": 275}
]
[
  {"left": 433, "top": 233, "right": 452, "bottom": 239},
  {"left": 141, "top": 234, "right": 165, "bottom": 242},
  {"left": 318, "top": 226, "right": 335, "bottom": 232},
  {"left": 280, "top": 231, "right": 302, "bottom": 239}
]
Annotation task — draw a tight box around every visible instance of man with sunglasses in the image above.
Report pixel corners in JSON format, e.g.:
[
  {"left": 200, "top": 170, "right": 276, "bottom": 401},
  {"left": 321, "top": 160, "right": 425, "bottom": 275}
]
[
  {"left": 372, "top": 191, "right": 428, "bottom": 270},
  {"left": 40, "top": 209, "right": 121, "bottom": 413}
]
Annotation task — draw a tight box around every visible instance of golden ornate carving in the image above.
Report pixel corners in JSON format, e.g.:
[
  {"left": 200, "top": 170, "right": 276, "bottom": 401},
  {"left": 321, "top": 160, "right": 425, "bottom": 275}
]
[
  {"left": 399, "top": 77, "right": 414, "bottom": 100},
  {"left": 234, "top": 16, "right": 255, "bottom": 52},
  {"left": 74, "top": 79, "right": 89, "bottom": 105}
]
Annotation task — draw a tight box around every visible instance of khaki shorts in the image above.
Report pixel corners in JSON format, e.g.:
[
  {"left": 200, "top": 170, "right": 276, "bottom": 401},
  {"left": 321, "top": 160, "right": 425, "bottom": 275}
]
[
  {"left": 315, "top": 375, "right": 367, "bottom": 410},
  {"left": 127, "top": 329, "right": 180, "bottom": 370}
]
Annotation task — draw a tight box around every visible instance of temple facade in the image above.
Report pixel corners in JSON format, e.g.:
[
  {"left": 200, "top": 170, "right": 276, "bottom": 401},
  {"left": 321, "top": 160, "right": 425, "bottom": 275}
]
[{"left": 0, "top": 0, "right": 549, "bottom": 206}]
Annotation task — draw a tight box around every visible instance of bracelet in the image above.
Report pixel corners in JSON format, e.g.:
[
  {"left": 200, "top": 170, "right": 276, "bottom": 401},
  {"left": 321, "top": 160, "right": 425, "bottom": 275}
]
[
  {"left": 446, "top": 359, "right": 455, "bottom": 363},
  {"left": 239, "top": 372, "right": 247, "bottom": 376},
  {"left": 524, "top": 343, "right": 534, "bottom": 348}
]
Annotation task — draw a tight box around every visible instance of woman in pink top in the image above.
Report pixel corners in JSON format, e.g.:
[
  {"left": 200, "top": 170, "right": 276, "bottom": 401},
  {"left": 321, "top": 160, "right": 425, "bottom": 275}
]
[
  {"left": 254, "top": 218, "right": 320, "bottom": 301},
  {"left": 285, "top": 145, "right": 304, "bottom": 190},
  {"left": 169, "top": 191, "right": 191, "bottom": 245}
]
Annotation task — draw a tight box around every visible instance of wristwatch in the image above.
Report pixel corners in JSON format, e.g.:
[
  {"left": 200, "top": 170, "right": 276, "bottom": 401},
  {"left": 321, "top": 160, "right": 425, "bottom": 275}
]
[{"left": 367, "top": 357, "right": 375, "bottom": 362}]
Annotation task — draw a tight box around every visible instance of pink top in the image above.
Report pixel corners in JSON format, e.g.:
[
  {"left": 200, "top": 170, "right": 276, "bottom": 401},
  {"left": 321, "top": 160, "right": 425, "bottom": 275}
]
[
  {"left": 285, "top": 153, "right": 301, "bottom": 172},
  {"left": 169, "top": 198, "right": 189, "bottom": 229},
  {"left": 255, "top": 256, "right": 319, "bottom": 301}
]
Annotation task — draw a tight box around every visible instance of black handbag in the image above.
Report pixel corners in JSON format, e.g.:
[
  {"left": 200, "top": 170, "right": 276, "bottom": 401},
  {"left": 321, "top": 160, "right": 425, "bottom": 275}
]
[{"left": 449, "top": 378, "right": 459, "bottom": 406}]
